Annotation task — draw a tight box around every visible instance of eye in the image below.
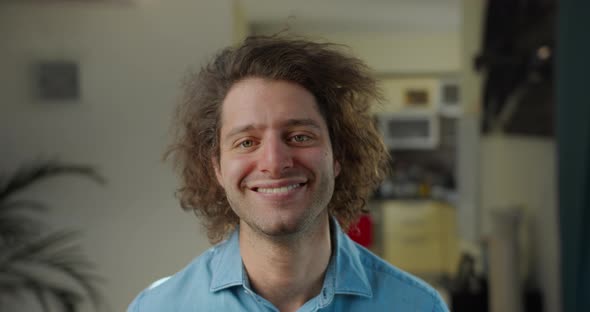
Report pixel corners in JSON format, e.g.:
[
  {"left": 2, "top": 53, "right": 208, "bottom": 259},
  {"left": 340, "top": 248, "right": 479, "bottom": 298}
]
[
  {"left": 291, "top": 134, "right": 311, "bottom": 143},
  {"left": 239, "top": 139, "right": 255, "bottom": 148}
]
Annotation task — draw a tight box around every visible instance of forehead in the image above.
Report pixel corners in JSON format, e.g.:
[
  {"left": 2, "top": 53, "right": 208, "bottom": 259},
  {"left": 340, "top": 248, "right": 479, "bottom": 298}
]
[{"left": 219, "top": 78, "right": 327, "bottom": 135}]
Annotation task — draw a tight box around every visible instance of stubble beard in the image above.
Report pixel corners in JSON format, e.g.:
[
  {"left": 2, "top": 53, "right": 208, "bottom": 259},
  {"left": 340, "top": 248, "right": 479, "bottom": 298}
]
[{"left": 228, "top": 173, "right": 335, "bottom": 243}]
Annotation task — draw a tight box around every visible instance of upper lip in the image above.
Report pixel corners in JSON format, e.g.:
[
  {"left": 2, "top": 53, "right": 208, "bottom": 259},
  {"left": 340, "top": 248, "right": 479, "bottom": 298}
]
[{"left": 247, "top": 179, "right": 308, "bottom": 191}]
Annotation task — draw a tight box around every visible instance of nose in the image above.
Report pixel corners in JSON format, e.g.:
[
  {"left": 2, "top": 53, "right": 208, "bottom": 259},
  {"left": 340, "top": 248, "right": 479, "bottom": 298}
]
[{"left": 258, "top": 136, "right": 293, "bottom": 178}]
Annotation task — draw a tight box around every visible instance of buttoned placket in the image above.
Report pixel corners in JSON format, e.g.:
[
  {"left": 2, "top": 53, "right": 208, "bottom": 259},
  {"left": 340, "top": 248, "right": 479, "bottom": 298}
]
[
  {"left": 239, "top": 260, "right": 337, "bottom": 312},
  {"left": 241, "top": 265, "right": 282, "bottom": 311}
]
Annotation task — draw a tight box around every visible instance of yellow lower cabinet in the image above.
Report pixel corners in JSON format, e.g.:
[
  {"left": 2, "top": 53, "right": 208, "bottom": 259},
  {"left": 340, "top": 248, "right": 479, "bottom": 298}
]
[{"left": 380, "top": 200, "right": 458, "bottom": 276}]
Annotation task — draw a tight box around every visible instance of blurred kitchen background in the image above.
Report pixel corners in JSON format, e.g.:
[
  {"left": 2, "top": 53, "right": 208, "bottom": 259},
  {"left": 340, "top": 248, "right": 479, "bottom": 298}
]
[{"left": 1, "top": 0, "right": 587, "bottom": 311}]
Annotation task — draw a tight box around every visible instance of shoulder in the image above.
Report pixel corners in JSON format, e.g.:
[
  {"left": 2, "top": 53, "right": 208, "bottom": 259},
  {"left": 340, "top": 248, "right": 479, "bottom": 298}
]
[
  {"left": 127, "top": 245, "right": 222, "bottom": 312},
  {"left": 345, "top": 241, "right": 449, "bottom": 311},
  {"left": 358, "top": 245, "right": 437, "bottom": 296}
]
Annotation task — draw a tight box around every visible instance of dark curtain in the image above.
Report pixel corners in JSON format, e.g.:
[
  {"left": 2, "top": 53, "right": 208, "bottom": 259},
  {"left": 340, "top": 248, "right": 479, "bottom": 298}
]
[
  {"left": 476, "top": 0, "right": 555, "bottom": 136},
  {"left": 557, "top": 0, "right": 590, "bottom": 311}
]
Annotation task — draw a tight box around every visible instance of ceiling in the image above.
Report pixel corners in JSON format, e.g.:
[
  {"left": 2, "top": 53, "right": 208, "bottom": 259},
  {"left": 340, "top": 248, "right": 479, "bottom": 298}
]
[
  {"left": 0, "top": 0, "right": 461, "bottom": 33},
  {"left": 239, "top": 0, "right": 461, "bottom": 33}
]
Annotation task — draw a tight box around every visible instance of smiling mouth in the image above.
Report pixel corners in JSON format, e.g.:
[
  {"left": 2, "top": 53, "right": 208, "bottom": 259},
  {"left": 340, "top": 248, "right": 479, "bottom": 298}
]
[{"left": 253, "top": 183, "right": 306, "bottom": 194}]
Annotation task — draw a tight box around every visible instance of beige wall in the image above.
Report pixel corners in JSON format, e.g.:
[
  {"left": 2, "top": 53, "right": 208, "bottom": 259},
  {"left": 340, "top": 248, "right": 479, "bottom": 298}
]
[
  {"left": 479, "top": 135, "right": 560, "bottom": 312},
  {"left": 315, "top": 32, "right": 461, "bottom": 73},
  {"left": 0, "top": 1, "right": 232, "bottom": 311},
  {"left": 253, "top": 26, "right": 461, "bottom": 73},
  {"left": 232, "top": 0, "right": 249, "bottom": 43}
]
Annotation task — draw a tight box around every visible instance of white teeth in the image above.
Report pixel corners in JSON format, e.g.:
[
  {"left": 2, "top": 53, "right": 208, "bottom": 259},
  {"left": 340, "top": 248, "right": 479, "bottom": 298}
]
[{"left": 257, "top": 184, "right": 301, "bottom": 194}]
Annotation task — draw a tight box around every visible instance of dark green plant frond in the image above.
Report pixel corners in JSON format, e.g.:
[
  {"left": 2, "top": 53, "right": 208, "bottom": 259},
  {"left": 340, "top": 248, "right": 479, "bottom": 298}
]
[
  {"left": 0, "top": 270, "right": 28, "bottom": 287},
  {"left": 0, "top": 161, "right": 106, "bottom": 203},
  {"left": 0, "top": 230, "right": 104, "bottom": 310},
  {"left": 0, "top": 199, "right": 48, "bottom": 214},
  {"left": 54, "top": 289, "right": 83, "bottom": 312},
  {"left": 25, "top": 234, "right": 105, "bottom": 309},
  {"left": 0, "top": 161, "right": 106, "bottom": 311},
  {"left": 0, "top": 214, "right": 43, "bottom": 246},
  {"left": 0, "top": 231, "right": 80, "bottom": 266},
  {"left": 29, "top": 284, "right": 51, "bottom": 312},
  {"left": 45, "top": 259, "right": 104, "bottom": 309},
  {"left": 2, "top": 264, "right": 85, "bottom": 311},
  {"left": 0, "top": 200, "right": 47, "bottom": 248}
]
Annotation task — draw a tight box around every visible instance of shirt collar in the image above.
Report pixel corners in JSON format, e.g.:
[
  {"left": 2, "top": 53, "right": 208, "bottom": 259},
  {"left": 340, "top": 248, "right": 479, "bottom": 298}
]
[
  {"left": 209, "top": 229, "right": 244, "bottom": 292},
  {"left": 208, "top": 218, "right": 373, "bottom": 298},
  {"left": 330, "top": 218, "right": 372, "bottom": 298}
]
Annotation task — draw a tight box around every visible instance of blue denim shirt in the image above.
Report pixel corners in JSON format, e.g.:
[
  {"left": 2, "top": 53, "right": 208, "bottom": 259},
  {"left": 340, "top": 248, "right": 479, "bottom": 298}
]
[{"left": 128, "top": 220, "right": 449, "bottom": 312}]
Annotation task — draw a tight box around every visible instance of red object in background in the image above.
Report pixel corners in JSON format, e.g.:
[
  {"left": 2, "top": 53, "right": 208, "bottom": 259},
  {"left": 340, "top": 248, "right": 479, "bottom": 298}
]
[{"left": 347, "top": 214, "right": 373, "bottom": 248}]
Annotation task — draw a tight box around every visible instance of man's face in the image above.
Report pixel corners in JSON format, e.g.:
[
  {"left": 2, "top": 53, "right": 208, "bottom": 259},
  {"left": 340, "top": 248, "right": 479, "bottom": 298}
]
[{"left": 214, "top": 78, "right": 340, "bottom": 238}]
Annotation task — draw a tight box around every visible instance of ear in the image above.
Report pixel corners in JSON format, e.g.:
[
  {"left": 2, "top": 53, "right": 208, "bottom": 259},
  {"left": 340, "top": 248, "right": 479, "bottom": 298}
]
[
  {"left": 212, "top": 156, "right": 224, "bottom": 188},
  {"left": 334, "top": 160, "right": 341, "bottom": 177}
]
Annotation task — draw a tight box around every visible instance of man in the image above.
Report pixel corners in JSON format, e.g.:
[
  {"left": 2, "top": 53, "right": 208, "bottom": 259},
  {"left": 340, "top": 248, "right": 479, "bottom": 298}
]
[{"left": 128, "top": 36, "right": 449, "bottom": 312}]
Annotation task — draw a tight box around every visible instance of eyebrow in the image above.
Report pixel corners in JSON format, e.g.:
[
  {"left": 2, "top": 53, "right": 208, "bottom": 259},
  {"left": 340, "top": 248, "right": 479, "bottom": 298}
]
[
  {"left": 284, "top": 118, "right": 322, "bottom": 130},
  {"left": 224, "top": 118, "right": 322, "bottom": 140}
]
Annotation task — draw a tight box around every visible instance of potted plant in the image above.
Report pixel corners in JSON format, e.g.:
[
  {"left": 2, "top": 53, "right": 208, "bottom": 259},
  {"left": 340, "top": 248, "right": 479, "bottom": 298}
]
[{"left": 0, "top": 161, "right": 105, "bottom": 311}]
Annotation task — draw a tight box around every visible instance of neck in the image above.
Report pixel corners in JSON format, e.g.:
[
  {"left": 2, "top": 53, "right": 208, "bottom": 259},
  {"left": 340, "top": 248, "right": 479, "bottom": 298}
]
[{"left": 239, "top": 213, "right": 332, "bottom": 312}]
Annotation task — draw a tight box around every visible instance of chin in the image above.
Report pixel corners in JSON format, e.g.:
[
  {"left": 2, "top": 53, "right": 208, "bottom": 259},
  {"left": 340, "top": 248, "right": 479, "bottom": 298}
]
[
  {"left": 254, "top": 219, "right": 306, "bottom": 237},
  {"left": 254, "top": 212, "right": 326, "bottom": 239}
]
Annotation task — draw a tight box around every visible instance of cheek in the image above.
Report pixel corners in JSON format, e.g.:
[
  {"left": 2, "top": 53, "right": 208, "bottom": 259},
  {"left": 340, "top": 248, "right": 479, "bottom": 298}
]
[
  {"left": 302, "top": 149, "right": 334, "bottom": 171},
  {"left": 220, "top": 155, "right": 256, "bottom": 186}
]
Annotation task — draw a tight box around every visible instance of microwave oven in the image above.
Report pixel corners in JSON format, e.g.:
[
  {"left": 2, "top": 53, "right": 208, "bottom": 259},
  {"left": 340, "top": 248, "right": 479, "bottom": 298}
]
[{"left": 375, "top": 112, "right": 439, "bottom": 150}]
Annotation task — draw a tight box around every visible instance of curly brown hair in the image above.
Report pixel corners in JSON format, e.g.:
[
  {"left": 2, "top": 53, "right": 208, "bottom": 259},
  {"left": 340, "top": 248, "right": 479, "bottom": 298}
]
[{"left": 167, "top": 35, "right": 390, "bottom": 243}]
